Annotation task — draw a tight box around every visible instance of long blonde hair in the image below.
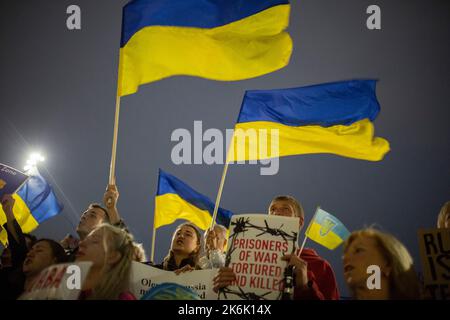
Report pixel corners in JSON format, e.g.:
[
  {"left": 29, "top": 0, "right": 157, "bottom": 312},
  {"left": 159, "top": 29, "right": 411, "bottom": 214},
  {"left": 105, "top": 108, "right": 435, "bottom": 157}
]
[
  {"left": 162, "top": 222, "right": 201, "bottom": 270},
  {"left": 437, "top": 201, "right": 450, "bottom": 228},
  {"left": 344, "top": 228, "right": 421, "bottom": 300},
  {"left": 132, "top": 242, "right": 147, "bottom": 262},
  {"left": 88, "top": 224, "right": 135, "bottom": 300}
]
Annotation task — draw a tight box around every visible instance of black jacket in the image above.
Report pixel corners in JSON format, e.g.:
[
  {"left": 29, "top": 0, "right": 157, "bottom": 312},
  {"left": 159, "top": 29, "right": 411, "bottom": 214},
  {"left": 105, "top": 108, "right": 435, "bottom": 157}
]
[
  {"left": 0, "top": 221, "right": 28, "bottom": 300},
  {"left": 153, "top": 255, "right": 198, "bottom": 271}
]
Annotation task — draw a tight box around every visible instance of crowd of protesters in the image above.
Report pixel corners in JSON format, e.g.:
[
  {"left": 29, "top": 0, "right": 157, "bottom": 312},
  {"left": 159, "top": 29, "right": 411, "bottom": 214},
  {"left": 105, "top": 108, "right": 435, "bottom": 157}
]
[{"left": 0, "top": 184, "right": 448, "bottom": 300}]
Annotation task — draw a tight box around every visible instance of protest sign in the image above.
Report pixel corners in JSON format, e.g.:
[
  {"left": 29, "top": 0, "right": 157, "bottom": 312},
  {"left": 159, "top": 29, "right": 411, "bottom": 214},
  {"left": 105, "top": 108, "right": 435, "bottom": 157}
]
[
  {"left": 19, "top": 262, "right": 92, "bottom": 300},
  {"left": 418, "top": 228, "right": 450, "bottom": 300},
  {"left": 141, "top": 283, "right": 201, "bottom": 300},
  {"left": 129, "top": 261, "right": 217, "bottom": 300},
  {"left": 0, "top": 163, "right": 29, "bottom": 199},
  {"left": 220, "top": 213, "right": 299, "bottom": 300}
]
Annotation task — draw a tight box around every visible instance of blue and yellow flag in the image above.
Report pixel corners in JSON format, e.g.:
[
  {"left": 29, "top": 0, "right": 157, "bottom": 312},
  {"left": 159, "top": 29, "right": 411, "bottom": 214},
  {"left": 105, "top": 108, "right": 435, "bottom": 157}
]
[
  {"left": 118, "top": 0, "right": 293, "bottom": 96},
  {"left": 305, "top": 207, "right": 350, "bottom": 250},
  {"left": 0, "top": 167, "right": 63, "bottom": 245},
  {"left": 228, "top": 80, "right": 390, "bottom": 162},
  {"left": 155, "top": 169, "right": 233, "bottom": 230}
]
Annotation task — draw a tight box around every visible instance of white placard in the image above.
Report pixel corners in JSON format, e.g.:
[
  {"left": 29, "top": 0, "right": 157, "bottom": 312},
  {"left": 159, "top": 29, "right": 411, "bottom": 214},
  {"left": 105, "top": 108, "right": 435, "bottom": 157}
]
[
  {"left": 19, "top": 262, "right": 92, "bottom": 300},
  {"left": 220, "top": 213, "right": 299, "bottom": 300},
  {"left": 130, "top": 261, "right": 217, "bottom": 300}
]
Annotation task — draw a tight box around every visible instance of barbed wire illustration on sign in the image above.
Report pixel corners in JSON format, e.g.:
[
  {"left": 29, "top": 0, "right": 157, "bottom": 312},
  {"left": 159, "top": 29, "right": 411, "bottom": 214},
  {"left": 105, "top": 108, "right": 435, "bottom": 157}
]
[{"left": 219, "top": 286, "right": 272, "bottom": 300}]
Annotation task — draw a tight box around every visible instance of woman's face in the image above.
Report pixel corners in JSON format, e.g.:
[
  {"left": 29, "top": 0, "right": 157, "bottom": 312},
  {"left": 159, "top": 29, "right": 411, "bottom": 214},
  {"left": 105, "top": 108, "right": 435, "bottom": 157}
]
[
  {"left": 342, "top": 235, "right": 390, "bottom": 288},
  {"left": 23, "top": 241, "right": 56, "bottom": 276},
  {"left": 171, "top": 225, "right": 199, "bottom": 257},
  {"left": 75, "top": 228, "right": 107, "bottom": 268}
]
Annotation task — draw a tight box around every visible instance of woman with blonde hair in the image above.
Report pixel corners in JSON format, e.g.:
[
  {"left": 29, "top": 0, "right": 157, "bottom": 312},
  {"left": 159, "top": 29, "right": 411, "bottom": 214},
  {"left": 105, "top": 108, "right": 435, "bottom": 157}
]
[
  {"left": 342, "top": 228, "right": 421, "bottom": 300},
  {"left": 437, "top": 201, "right": 450, "bottom": 229},
  {"left": 156, "top": 222, "right": 202, "bottom": 273},
  {"left": 75, "top": 224, "right": 136, "bottom": 300},
  {"left": 132, "top": 242, "right": 147, "bottom": 262}
]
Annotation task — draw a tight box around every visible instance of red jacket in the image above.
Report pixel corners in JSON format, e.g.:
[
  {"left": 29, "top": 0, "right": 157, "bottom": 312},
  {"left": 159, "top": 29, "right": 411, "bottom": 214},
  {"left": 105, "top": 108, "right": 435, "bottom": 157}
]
[{"left": 293, "top": 248, "right": 340, "bottom": 300}]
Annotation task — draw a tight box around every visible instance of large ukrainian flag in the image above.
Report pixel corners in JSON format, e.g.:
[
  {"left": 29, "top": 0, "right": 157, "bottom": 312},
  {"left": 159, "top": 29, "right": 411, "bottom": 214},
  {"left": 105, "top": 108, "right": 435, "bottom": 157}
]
[
  {"left": 228, "top": 80, "right": 391, "bottom": 162},
  {"left": 118, "top": 0, "right": 293, "bottom": 96},
  {"left": 0, "top": 167, "right": 63, "bottom": 245},
  {"left": 305, "top": 207, "right": 350, "bottom": 250},
  {"left": 155, "top": 169, "right": 233, "bottom": 230}
]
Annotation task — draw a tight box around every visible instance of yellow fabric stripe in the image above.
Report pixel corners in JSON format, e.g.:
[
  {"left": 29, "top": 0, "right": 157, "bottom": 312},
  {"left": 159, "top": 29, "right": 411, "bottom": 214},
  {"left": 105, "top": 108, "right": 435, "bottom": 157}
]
[
  {"left": 305, "top": 221, "right": 344, "bottom": 250},
  {"left": 118, "top": 5, "right": 292, "bottom": 96},
  {"left": 227, "top": 119, "right": 390, "bottom": 162},
  {"left": 0, "top": 194, "right": 39, "bottom": 246},
  {"left": 154, "top": 193, "right": 212, "bottom": 230}
]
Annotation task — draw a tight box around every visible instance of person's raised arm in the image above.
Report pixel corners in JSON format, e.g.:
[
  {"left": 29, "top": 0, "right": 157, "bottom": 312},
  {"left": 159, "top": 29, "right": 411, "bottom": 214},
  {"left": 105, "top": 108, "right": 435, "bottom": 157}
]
[{"left": 103, "top": 184, "right": 121, "bottom": 225}]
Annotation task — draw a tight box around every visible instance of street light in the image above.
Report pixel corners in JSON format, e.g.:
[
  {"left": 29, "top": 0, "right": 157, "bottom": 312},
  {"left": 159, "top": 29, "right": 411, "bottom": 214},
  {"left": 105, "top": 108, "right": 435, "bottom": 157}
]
[{"left": 24, "top": 152, "right": 45, "bottom": 172}]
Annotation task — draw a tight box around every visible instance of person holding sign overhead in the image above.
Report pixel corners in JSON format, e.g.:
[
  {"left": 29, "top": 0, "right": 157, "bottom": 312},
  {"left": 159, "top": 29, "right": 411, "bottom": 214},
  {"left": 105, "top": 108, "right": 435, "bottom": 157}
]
[
  {"left": 342, "top": 228, "right": 421, "bottom": 300},
  {"left": 214, "top": 195, "right": 340, "bottom": 300}
]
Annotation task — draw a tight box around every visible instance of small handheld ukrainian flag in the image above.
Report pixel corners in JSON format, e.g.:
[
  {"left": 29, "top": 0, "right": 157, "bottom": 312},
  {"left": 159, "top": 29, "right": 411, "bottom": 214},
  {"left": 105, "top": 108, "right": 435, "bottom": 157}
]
[{"left": 304, "top": 207, "right": 350, "bottom": 250}]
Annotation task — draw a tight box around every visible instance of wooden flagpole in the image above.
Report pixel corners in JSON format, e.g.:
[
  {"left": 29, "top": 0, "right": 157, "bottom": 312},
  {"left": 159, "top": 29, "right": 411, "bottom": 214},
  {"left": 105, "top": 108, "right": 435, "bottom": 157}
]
[
  {"left": 298, "top": 236, "right": 308, "bottom": 256},
  {"left": 109, "top": 95, "right": 121, "bottom": 185},
  {"left": 209, "top": 136, "right": 234, "bottom": 229},
  {"left": 150, "top": 226, "right": 156, "bottom": 263},
  {"left": 297, "top": 206, "right": 320, "bottom": 256},
  {"left": 210, "top": 162, "right": 230, "bottom": 229}
]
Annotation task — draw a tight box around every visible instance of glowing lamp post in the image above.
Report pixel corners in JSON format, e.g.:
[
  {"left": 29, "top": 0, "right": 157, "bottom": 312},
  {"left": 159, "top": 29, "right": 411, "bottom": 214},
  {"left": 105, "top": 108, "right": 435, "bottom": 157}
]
[{"left": 24, "top": 153, "right": 45, "bottom": 172}]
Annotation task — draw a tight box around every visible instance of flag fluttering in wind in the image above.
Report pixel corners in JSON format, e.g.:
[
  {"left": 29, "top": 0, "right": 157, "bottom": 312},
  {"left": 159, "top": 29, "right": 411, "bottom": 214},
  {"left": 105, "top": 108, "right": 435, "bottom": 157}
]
[
  {"left": 0, "top": 167, "right": 63, "bottom": 245},
  {"left": 154, "top": 169, "right": 233, "bottom": 230},
  {"left": 227, "top": 79, "right": 391, "bottom": 162},
  {"left": 118, "top": 0, "right": 293, "bottom": 96},
  {"left": 305, "top": 207, "right": 350, "bottom": 250}
]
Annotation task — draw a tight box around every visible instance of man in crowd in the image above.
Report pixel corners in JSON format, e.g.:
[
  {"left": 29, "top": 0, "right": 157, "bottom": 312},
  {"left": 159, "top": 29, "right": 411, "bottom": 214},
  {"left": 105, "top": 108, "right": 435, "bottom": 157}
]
[
  {"left": 213, "top": 195, "right": 340, "bottom": 300},
  {"left": 61, "top": 184, "right": 127, "bottom": 261},
  {"left": 198, "top": 224, "right": 228, "bottom": 269}
]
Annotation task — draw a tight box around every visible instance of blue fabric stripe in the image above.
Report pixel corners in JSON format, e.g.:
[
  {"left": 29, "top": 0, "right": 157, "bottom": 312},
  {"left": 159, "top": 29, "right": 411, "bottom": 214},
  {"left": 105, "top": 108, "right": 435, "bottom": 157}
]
[
  {"left": 237, "top": 80, "right": 380, "bottom": 127},
  {"left": 121, "top": 0, "right": 289, "bottom": 47},
  {"left": 314, "top": 208, "right": 350, "bottom": 240},
  {"left": 157, "top": 169, "right": 233, "bottom": 227},
  {"left": 17, "top": 168, "right": 63, "bottom": 224}
]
